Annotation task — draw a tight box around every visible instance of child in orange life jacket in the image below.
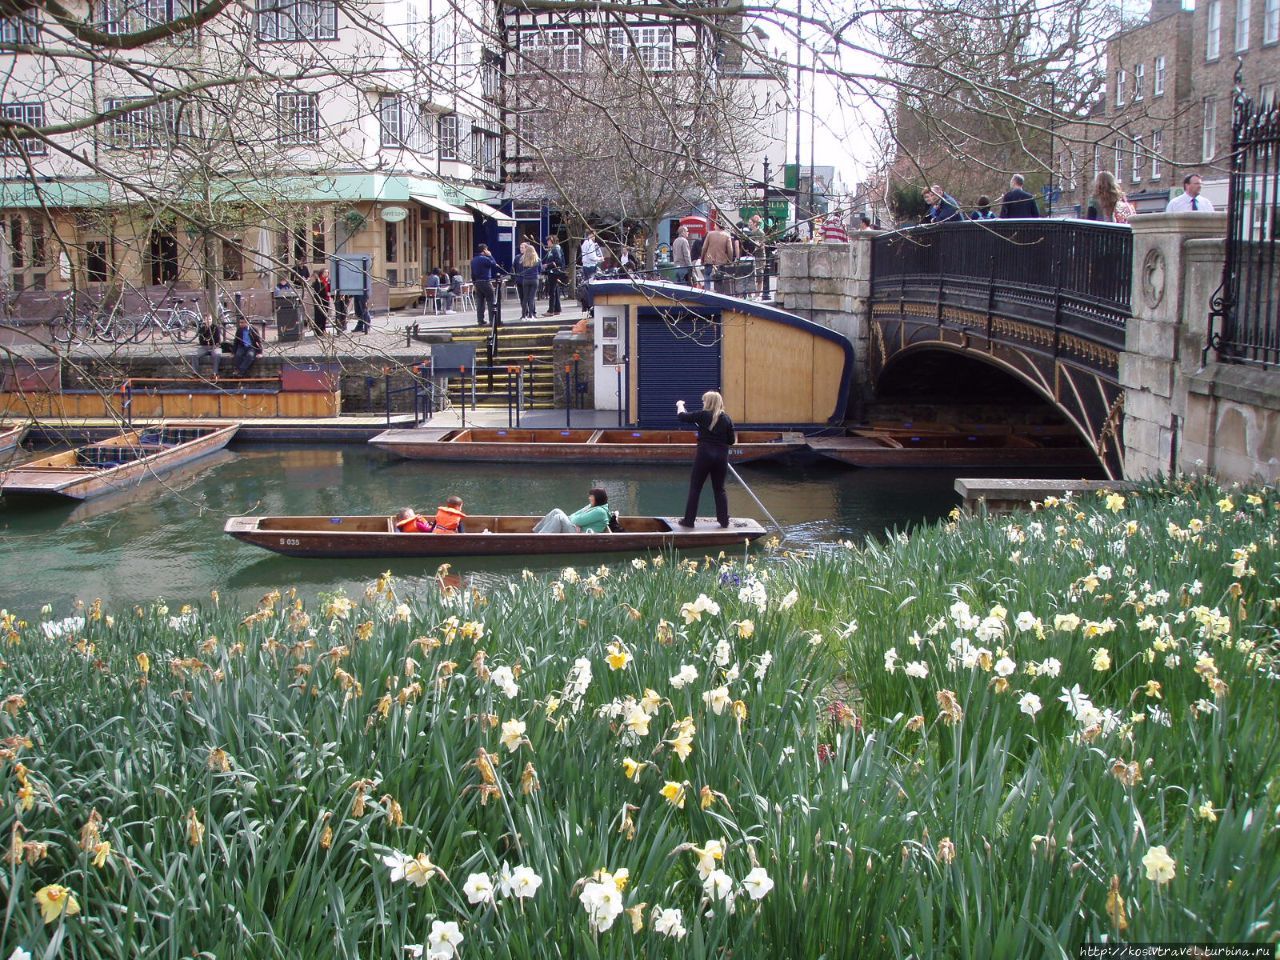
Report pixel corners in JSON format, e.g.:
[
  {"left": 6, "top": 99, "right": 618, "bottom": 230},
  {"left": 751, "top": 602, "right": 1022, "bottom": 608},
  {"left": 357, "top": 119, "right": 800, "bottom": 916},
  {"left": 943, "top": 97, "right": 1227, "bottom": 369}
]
[
  {"left": 431, "top": 496, "right": 467, "bottom": 534},
  {"left": 394, "top": 507, "right": 434, "bottom": 533}
]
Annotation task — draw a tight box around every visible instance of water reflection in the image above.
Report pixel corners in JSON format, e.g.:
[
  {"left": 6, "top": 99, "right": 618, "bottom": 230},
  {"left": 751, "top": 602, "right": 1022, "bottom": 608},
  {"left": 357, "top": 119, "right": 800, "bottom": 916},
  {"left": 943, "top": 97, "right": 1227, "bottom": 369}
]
[{"left": 0, "top": 444, "right": 1101, "bottom": 615}]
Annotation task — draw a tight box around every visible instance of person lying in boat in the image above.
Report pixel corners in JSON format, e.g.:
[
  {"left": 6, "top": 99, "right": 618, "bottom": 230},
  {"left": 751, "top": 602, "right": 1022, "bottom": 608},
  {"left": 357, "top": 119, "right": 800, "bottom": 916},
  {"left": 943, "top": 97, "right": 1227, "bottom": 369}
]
[
  {"left": 393, "top": 507, "right": 434, "bottom": 533},
  {"left": 431, "top": 496, "right": 467, "bottom": 534},
  {"left": 532, "top": 487, "right": 611, "bottom": 534}
]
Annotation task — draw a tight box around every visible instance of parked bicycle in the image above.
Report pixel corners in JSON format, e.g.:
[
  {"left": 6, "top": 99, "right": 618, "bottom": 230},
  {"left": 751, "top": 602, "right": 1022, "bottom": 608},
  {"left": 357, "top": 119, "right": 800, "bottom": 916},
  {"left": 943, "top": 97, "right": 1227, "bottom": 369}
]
[
  {"left": 49, "top": 292, "right": 129, "bottom": 345},
  {"left": 124, "top": 297, "right": 203, "bottom": 344}
]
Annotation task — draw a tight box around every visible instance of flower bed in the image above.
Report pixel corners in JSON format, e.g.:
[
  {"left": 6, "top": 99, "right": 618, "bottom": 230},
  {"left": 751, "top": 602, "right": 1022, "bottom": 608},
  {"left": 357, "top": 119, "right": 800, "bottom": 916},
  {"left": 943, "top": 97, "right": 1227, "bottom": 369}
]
[{"left": 0, "top": 476, "right": 1276, "bottom": 957}]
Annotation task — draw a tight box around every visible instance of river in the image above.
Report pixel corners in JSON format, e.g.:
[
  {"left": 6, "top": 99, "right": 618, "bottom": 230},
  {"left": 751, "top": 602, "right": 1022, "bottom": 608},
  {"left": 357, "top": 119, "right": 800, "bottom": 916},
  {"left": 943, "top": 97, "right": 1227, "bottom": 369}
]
[{"left": 0, "top": 444, "right": 1101, "bottom": 616}]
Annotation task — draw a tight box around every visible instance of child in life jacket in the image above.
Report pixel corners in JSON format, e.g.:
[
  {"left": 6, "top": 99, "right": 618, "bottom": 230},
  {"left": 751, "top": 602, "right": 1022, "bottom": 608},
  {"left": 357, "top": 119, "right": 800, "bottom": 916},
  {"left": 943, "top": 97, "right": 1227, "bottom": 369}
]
[
  {"left": 394, "top": 507, "right": 434, "bottom": 532},
  {"left": 431, "top": 496, "right": 467, "bottom": 534}
]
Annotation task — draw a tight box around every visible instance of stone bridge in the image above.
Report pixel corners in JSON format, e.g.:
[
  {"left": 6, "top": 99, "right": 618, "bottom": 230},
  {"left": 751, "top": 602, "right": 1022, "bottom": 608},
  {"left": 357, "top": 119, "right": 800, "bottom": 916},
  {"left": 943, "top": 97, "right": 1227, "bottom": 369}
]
[{"left": 777, "top": 213, "right": 1279, "bottom": 483}]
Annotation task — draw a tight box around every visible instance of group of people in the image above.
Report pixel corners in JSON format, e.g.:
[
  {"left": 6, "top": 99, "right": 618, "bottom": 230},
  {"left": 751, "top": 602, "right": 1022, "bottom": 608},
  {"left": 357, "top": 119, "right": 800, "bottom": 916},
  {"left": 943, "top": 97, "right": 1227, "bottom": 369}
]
[
  {"left": 191, "top": 313, "right": 264, "bottom": 378},
  {"left": 393, "top": 389, "right": 739, "bottom": 536},
  {"left": 425, "top": 267, "right": 464, "bottom": 313},
  {"left": 469, "top": 235, "right": 570, "bottom": 326},
  {"left": 288, "top": 261, "right": 372, "bottom": 336},
  {"left": 922, "top": 171, "right": 1216, "bottom": 226}
]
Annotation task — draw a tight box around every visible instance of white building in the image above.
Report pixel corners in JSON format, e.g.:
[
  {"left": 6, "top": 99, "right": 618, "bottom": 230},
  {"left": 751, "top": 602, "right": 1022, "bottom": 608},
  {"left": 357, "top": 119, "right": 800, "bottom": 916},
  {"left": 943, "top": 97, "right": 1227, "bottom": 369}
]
[{"left": 0, "top": 0, "right": 512, "bottom": 313}]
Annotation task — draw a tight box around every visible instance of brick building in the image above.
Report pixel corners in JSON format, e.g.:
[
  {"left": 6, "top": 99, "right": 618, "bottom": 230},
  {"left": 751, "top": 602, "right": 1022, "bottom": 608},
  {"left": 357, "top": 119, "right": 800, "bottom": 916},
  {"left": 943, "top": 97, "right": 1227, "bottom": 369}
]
[{"left": 1057, "top": 0, "right": 1280, "bottom": 215}]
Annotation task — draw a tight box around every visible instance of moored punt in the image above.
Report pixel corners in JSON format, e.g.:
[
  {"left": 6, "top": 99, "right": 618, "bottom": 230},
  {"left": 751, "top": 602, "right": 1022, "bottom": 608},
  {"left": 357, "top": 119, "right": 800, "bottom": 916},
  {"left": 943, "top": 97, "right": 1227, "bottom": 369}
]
[
  {"left": 368, "top": 427, "right": 805, "bottom": 464},
  {"left": 808, "top": 428, "right": 1098, "bottom": 468},
  {"left": 0, "top": 422, "right": 239, "bottom": 500},
  {"left": 224, "top": 513, "right": 767, "bottom": 558},
  {"left": 0, "top": 421, "right": 28, "bottom": 455}
]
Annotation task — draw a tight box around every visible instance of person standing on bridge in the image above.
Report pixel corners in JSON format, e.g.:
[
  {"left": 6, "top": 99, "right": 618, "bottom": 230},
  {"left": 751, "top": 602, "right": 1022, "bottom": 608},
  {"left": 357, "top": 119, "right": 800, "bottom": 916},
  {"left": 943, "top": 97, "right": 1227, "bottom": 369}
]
[
  {"left": 924, "top": 186, "right": 962, "bottom": 224},
  {"left": 470, "top": 244, "right": 502, "bottom": 327},
  {"left": 999, "top": 174, "right": 1041, "bottom": 218},
  {"left": 1085, "top": 172, "right": 1136, "bottom": 224},
  {"left": 1165, "top": 173, "right": 1215, "bottom": 213}
]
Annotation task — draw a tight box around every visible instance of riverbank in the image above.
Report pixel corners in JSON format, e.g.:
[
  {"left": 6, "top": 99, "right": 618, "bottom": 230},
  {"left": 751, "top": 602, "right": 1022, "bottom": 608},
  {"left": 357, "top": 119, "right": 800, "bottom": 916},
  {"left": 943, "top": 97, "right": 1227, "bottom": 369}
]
[{"left": 0, "top": 475, "right": 1276, "bottom": 956}]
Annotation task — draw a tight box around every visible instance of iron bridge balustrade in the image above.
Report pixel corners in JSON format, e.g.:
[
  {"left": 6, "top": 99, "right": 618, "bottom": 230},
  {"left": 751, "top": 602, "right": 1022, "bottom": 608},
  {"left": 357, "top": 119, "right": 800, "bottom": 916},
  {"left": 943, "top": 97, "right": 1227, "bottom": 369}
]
[
  {"left": 869, "top": 219, "right": 1133, "bottom": 358},
  {"left": 1208, "top": 75, "right": 1280, "bottom": 370}
]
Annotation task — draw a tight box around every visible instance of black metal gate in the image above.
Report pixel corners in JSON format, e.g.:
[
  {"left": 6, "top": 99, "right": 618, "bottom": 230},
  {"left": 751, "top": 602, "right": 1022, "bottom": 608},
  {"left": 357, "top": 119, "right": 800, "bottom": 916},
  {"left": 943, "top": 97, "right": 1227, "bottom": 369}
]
[
  {"left": 1209, "top": 71, "right": 1280, "bottom": 369},
  {"left": 636, "top": 308, "right": 722, "bottom": 427}
]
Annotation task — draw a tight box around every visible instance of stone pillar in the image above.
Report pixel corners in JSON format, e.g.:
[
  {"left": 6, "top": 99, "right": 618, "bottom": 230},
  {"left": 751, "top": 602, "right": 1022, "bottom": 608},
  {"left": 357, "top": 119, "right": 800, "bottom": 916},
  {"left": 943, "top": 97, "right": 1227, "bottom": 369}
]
[
  {"left": 776, "top": 235, "right": 875, "bottom": 404},
  {"left": 1121, "top": 212, "right": 1227, "bottom": 479}
]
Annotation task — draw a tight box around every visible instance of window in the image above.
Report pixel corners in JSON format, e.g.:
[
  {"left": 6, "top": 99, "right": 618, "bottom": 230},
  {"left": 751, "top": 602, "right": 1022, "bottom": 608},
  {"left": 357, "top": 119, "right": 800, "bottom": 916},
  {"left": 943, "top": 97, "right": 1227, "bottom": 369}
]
[
  {"left": 1202, "top": 97, "right": 1217, "bottom": 161},
  {"left": 481, "top": 52, "right": 501, "bottom": 99},
  {"left": 103, "top": 97, "right": 190, "bottom": 149},
  {"left": 1267, "top": 0, "right": 1279, "bottom": 43},
  {"left": 438, "top": 113, "right": 458, "bottom": 160},
  {"left": 1134, "top": 63, "right": 1145, "bottom": 101},
  {"left": 484, "top": 133, "right": 499, "bottom": 176},
  {"left": 0, "top": 14, "right": 38, "bottom": 45},
  {"left": 85, "top": 241, "right": 110, "bottom": 283},
  {"left": 1237, "top": 0, "right": 1252, "bottom": 50},
  {"left": 385, "top": 219, "right": 398, "bottom": 264},
  {"left": 520, "top": 28, "right": 581, "bottom": 72},
  {"left": 221, "top": 238, "right": 243, "bottom": 281},
  {"left": 1151, "top": 129, "right": 1163, "bottom": 179},
  {"left": 607, "top": 26, "right": 674, "bottom": 70},
  {"left": 277, "top": 92, "right": 319, "bottom": 144},
  {"left": 1207, "top": 0, "right": 1222, "bottom": 59},
  {"left": 147, "top": 229, "right": 178, "bottom": 285},
  {"left": 258, "top": 0, "right": 337, "bottom": 40},
  {"left": 1154, "top": 55, "right": 1166, "bottom": 96},
  {"left": 2, "top": 214, "right": 50, "bottom": 290},
  {"left": 1115, "top": 69, "right": 1126, "bottom": 107},
  {"left": 1261, "top": 82, "right": 1277, "bottom": 107},
  {"left": 0, "top": 102, "right": 45, "bottom": 156},
  {"left": 378, "top": 95, "right": 402, "bottom": 147},
  {"left": 470, "top": 128, "right": 483, "bottom": 168},
  {"left": 1114, "top": 139, "right": 1124, "bottom": 180},
  {"left": 1132, "top": 135, "right": 1143, "bottom": 182},
  {"left": 100, "top": 0, "right": 193, "bottom": 35}
]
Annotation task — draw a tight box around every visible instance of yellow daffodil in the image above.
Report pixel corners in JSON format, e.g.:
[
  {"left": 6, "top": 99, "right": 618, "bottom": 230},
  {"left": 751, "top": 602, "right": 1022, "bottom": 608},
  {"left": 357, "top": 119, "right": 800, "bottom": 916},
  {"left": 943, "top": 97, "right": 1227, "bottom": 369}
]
[
  {"left": 91, "top": 840, "right": 111, "bottom": 868},
  {"left": 660, "top": 781, "right": 686, "bottom": 809},
  {"left": 1217, "top": 497, "right": 1234, "bottom": 513},
  {"left": 1104, "top": 493, "right": 1126, "bottom": 513},
  {"left": 1106, "top": 876, "right": 1128, "bottom": 932},
  {"left": 622, "top": 757, "right": 646, "bottom": 781},
  {"left": 34, "top": 884, "right": 80, "bottom": 924},
  {"left": 1144, "top": 680, "right": 1162, "bottom": 699},
  {"left": 1092, "top": 648, "right": 1111, "bottom": 671},
  {"left": 186, "top": 808, "right": 204, "bottom": 846},
  {"left": 605, "top": 641, "right": 631, "bottom": 671},
  {"left": 737, "top": 619, "right": 755, "bottom": 639},
  {"left": 1197, "top": 800, "right": 1218, "bottom": 822}
]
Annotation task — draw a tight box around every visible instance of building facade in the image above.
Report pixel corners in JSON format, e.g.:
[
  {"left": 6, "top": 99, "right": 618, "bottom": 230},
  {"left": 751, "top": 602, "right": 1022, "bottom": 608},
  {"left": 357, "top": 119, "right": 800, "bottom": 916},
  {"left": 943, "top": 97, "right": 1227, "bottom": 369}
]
[
  {"left": 1058, "top": 0, "right": 1280, "bottom": 215},
  {"left": 0, "top": 0, "right": 510, "bottom": 314}
]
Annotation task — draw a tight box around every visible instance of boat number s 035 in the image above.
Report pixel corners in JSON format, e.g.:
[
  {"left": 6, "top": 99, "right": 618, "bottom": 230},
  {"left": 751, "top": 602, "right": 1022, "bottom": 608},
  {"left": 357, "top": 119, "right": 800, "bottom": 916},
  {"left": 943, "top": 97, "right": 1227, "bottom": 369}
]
[{"left": 280, "top": 538, "right": 301, "bottom": 547}]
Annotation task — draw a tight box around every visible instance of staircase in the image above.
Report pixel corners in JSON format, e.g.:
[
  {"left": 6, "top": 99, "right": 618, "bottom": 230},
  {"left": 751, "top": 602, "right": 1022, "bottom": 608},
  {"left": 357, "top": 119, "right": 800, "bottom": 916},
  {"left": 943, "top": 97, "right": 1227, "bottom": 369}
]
[{"left": 439, "top": 321, "right": 568, "bottom": 409}]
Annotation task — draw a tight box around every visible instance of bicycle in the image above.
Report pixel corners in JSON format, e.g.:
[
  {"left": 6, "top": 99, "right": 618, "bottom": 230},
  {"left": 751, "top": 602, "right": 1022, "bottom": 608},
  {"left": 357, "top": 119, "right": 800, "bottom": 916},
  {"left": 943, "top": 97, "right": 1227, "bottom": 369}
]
[
  {"left": 124, "top": 297, "right": 203, "bottom": 344},
  {"left": 49, "top": 292, "right": 129, "bottom": 345}
]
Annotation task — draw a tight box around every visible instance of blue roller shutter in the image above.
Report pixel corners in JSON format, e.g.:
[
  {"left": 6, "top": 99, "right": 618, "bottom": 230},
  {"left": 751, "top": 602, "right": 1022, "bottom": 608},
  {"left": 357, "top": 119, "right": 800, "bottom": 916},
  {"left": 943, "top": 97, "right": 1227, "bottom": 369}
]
[{"left": 636, "top": 307, "right": 722, "bottom": 427}]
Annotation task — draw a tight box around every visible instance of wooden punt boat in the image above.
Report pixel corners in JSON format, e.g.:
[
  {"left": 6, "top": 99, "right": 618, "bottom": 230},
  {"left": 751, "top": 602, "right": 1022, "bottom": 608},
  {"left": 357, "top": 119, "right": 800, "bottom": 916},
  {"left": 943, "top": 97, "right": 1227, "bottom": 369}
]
[
  {"left": 225, "top": 513, "right": 767, "bottom": 558},
  {"left": 808, "top": 428, "right": 1097, "bottom": 468},
  {"left": 0, "top": 421, "right": 28, "bottom": 455},
  {"left": 368, "top": 427, "right": 806, "bottom": 464},
  {"left": 0, "top": 421, "right": 239, "bottom": 500}
]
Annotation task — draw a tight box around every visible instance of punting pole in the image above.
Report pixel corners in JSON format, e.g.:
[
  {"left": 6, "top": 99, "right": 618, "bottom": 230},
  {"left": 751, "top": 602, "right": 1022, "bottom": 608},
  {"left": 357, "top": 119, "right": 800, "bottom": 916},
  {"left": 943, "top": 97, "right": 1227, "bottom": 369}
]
[{"left": 727, "top": 462, "right": 786, "bottom": 539}]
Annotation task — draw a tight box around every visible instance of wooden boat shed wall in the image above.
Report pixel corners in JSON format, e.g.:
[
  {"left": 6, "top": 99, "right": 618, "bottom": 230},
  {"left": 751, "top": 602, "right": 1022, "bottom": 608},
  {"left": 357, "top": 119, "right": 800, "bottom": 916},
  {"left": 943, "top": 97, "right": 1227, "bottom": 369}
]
[{"left": 590, "top": 281, "right": 854, "bottom": 428}]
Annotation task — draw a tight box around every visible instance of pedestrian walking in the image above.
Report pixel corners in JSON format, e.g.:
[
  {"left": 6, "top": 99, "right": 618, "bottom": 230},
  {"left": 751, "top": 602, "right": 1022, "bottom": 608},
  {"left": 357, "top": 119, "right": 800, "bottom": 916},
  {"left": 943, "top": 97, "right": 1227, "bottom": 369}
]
[
  {"left": 999, "top": 174, "right": 1041, "bottom": 218},
  {"left": 543, "top": 236, "right": 565, "bottom": 315},
  {"left": 676, "top": 390, "right": 735, "bottom": 529},
  {"left": 1085, "top": 171, "right": 1135, "bottom": 223},
  {"left": 353, "top": 292, "right": 372, "bottom": 333},
  {"left": 672, "top": 225, "right": 693, "bottom": 284},
  {"left": 470, "top": 243, "right": 502, "bottom": 326}
]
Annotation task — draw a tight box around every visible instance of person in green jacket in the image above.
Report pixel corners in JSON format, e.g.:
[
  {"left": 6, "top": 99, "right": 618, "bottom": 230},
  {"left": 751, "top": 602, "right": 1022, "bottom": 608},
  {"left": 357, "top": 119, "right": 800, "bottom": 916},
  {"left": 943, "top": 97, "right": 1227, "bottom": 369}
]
[{"left": 533, "top": 487, "right": 611, "bottom": 534}]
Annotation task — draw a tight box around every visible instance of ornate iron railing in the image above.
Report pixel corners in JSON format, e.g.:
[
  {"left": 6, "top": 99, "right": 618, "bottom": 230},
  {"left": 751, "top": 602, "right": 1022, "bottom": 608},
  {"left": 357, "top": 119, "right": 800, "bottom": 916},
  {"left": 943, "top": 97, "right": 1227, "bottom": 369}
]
[
  {"left": 870, "top": 220, "right": 1133, "bottom": 353},
  {"left": 1208, "top": 76, "right": 1280, "bottom": 369}
]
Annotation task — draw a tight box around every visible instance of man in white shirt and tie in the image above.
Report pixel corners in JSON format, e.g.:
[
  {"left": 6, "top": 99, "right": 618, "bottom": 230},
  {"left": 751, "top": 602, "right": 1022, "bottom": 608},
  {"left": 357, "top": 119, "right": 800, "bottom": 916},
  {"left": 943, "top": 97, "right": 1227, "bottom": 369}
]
[{"left": 1165, "top": 173, "right": 1216, "bottom": 212}]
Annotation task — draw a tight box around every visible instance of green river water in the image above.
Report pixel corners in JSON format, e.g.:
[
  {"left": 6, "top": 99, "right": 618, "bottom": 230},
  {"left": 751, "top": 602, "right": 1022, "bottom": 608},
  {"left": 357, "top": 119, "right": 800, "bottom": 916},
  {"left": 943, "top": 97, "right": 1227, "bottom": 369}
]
[{"left": 0, "top": 444, "right": 1101, "bottom": 617}]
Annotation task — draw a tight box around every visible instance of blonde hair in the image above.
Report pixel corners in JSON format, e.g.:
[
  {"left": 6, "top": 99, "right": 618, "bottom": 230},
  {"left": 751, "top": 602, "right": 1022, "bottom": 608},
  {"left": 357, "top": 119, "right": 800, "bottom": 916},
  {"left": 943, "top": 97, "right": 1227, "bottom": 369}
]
[
  {"left": 1092, "top": 171, "right": 1125, "bottom": 219},
  {"left": 702, "top": 390, "right": 725, "bottom": 430},
  {"left": 520, "top": 243, "right": 539, "bottom": 268}
]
